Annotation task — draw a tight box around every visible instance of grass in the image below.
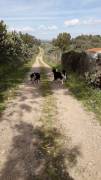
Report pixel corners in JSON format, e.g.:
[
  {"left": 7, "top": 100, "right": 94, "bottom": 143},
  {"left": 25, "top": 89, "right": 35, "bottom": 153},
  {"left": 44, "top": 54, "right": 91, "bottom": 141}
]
[
  {"left": 40, "top": 66, "right": 56, "bottom": 126},
  {"left": 66, "top": 73, "right": 101, "bottom": 121},
  {"left": 38, "top": 66, "right": 77, "bottom": 179},
  {"left": 0, "top": 56, "right": 36, "bottom": 113}
]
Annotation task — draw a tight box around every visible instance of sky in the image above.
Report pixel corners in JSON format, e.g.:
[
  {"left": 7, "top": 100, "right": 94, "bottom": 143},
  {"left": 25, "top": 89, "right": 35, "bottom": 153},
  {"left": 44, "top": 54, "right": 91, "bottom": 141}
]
[{"left": 0, "top": 0, "right": 101, "bottom": 40}]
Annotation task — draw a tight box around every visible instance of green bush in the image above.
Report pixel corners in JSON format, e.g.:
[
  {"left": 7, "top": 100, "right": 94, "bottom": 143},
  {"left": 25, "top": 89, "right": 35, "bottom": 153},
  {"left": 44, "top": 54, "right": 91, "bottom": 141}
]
[{"left": 66, "top": 74, "right": 101, "bottom": 121}]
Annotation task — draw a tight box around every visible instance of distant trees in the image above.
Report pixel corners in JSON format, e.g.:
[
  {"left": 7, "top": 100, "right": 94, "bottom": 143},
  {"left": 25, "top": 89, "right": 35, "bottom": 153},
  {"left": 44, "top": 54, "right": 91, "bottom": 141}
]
[
  {"left": 52, "top": 33, "right": 71, "bottom": 52},
  {"left": 52, "top": 33, "right": 101, "bottom": 52},
  {"left": 72, "top": 35, "right": 101, "bottom": 50},
  {"left": 19, "top": 32, "right": 41, "bottom": 48}
]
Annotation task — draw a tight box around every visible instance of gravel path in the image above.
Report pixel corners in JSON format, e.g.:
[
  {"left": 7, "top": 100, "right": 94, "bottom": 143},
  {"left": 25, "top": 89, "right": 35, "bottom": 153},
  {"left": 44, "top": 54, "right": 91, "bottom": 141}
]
[{"left": 0, "top": 49, "right": 101, "bottom": 180}]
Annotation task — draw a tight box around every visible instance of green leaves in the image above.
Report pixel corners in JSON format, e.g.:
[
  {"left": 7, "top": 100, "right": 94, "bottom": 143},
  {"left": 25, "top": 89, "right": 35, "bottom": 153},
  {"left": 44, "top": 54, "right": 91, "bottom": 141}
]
[
  {"left": 0, "top": 20, "right": 40, "bottom": 63},
  {"left": 72, "top": 34, "right": 101, "bottom": 50},
  {"left": 52, "top": 32, "right": 71, "bottom": 52}
]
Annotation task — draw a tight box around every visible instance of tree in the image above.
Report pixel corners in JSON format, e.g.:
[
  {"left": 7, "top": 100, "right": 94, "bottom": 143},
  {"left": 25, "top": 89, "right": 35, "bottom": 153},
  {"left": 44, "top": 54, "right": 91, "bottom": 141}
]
[
  {"left": 0, "top": 20, "right": 7, "bottom": 55},
  {"left": 0, "top": 20, "right": 40, "bottom": 65},
  {"left": 19, "top": 32, "right": 41, "bottom": 48},
  {"left": 52, "top": 32, "right": 71, "bottom": 52},
  {"left": 72, "top": 34, "right": 101, "bottom": 50}
]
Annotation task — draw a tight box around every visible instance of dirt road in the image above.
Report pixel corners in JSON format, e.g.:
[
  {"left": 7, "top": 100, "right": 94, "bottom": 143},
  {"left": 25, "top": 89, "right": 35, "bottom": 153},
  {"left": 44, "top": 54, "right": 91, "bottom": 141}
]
[{"left": 0, "top": 50, "right": 101, "bottom": 180}]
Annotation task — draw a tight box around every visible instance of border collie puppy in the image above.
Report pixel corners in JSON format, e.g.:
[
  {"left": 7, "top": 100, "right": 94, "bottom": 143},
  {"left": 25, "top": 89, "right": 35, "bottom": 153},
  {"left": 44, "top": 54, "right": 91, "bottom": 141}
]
[
  {"left": 52, "top": 68, "right": 66, "bottom": 84},
  {"left": 30, "top": 72, "right": 40, "bottom": 84},
  {"left": 52, "top": 68, "right": 63, "bottom": 80}
]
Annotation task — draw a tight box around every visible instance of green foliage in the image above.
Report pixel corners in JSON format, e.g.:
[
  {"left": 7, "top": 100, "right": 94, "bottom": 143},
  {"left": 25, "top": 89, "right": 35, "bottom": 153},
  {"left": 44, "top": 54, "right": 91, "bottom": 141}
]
[
  {"left": 72, "top": 34, "right": 101, "bottom": 50},
  {"left": 0, "top": 20, "right": 7, "bottom": 55},
  {"left": 0, "top": 21, "right": 41, "bottom": 63},
  {"left": 19, "top": 32, "right": 41, "bottom": 48},
  {"left": 52, "top": 32, "right": 71, "bottom": 52},
  {"left": 43, "top": 42, "right": 61, "bottom": 67},
  {"left": 52, "top": 33, "right": 101, "bottom": 52},
  {"left": 66, "top": 74, "right": 101, "bottom": 121}
]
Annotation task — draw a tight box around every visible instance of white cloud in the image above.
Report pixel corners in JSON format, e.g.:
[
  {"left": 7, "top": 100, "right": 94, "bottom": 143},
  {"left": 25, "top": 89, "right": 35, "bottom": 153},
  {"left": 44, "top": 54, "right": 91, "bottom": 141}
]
[
  {"left": 38, "top": 25, "right": 58, "bottom": 31},
  {"left": 64, "top": 18, "right": 101, "bottom": 26},
  {"left": 47, "top": 25, "right": 58, "bottom": 30},
  {"left": 64, "top": 19, "right": 80, "bottom": 26},
  {"left": 8, "top": 24, "right": 58, "bottom": 35},
  {"left": 8, "top": 26, "right": 35, "bottom": 33},
  {"left": 83, "top": 18, "right": 101, "bottom": 25}
]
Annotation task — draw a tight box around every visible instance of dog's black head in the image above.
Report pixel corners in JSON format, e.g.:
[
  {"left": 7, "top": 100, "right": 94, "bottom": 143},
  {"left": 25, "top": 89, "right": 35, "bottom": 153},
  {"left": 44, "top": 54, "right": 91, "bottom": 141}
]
[{"left": 52, "top": 68, "right": 57, "bottom": 73}]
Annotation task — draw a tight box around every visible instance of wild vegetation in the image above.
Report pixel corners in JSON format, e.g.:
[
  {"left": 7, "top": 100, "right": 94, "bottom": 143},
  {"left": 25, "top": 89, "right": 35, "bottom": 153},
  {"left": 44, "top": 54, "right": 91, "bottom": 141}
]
[
  {"left": 42, "top": 42, "right": 61, "bottom": 67},
  {"left": 66, "top": 74, "right": 101, "bottom": 121},
  {"left": 52, "top": 32, "right": 101, "bottom": 52},
  {"left": 0, "top": 20, "right": 40, "bottom": 112},
  {"left": 43, "top": 33, "right": 101, "bottom": 121},
  {"left": 72, "top": 35, "right": 101, "bottom": 50},
  {"left": 52, "top": 33, "right": 71, "bottom": 52}
]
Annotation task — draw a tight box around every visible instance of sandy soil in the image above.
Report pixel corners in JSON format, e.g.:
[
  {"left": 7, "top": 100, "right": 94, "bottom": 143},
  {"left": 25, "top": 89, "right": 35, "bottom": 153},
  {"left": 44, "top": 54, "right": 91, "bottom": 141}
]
[{"left": 0, "top": 50, "right": 101, "bottom": 180}]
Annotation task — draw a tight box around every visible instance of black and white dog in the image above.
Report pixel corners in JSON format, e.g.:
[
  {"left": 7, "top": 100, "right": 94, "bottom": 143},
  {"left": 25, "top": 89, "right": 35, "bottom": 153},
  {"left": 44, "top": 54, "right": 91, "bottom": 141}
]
[
  {"left": 30, "top": 72, "right": 40, "bottom": 84},
  {"left": 52, "top": 68, "right": 67, "bottom": 84}
]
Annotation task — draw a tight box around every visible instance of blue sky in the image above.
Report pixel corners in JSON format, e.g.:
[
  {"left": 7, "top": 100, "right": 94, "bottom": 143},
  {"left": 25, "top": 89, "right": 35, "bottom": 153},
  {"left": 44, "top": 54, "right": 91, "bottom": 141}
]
[{"left": 0, "top": 0, "right": 101, "bottom": 40}]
